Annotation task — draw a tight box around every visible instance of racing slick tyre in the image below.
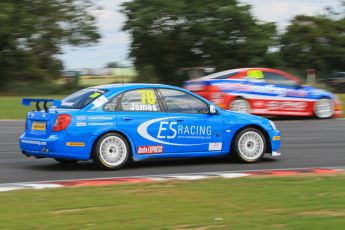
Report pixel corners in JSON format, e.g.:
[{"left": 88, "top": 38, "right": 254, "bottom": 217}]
[
  {"left": 229, "top": 98, "right": 250, "bottom": 113},
  {"left": 232, "top": 128, "right": 266, "bottom": 163},
  {"left": 92, "top": 132, "right": 130, "bottom": 170},
  {"left": 54, "top": 159, "right": 78, "bottom": 164},
  {"left": 314, "top": 98, "right": 334, "bottom": 119}
]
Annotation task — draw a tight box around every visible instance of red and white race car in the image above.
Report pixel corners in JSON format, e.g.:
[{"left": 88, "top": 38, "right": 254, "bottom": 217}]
[{"left": 184, "top": 68, "right": 342, "bottom": 118}]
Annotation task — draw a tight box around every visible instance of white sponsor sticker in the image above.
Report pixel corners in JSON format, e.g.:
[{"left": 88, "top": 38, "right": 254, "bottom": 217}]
[
  {"left": 76, "top": 122, "right": 86, "bottom": 127},
  {"left": 88, "top": 116, "right": 112, "bottom": 120},
  {"left": 88, "top": 122, "right": 113, "bottom": 126},
  {"left": 137, "top": 145, "right": 163, "bottom": 154},
  {"left": 76, "top": 116, "right": 87, "bottom": 121},
  {"left": 21, "top": 140, "right": 47, "bottom": 146},
  {"left": 92, "top": 95, "right": 108, "bottom": 108},
  {"left": 61, "top": 102, "right": 74, "bottom": 107},
  {"left": 208, "top": 142, "right": 222, "bottom": 151}
]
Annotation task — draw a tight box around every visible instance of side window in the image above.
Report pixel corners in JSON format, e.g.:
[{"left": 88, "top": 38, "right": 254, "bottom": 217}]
[
  {"left": 264, "top": 72, "right": 296, "bottom": 86},
  {"left": 159, "top": 89, "right": 209, "bottom": 114},
  {"left": 118, "top": 89, "right": 161, "bottom": 112},
  {"left": 103, "top": 95, "right": 121, "bottom": 112},
  {"left": 212, "top": 71, "right": 239, "bottom": 79}
]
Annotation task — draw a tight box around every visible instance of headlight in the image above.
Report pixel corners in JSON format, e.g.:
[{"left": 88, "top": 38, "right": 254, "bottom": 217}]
[{"left": 269, "top": 120, "right": 277, "bottom": 130}]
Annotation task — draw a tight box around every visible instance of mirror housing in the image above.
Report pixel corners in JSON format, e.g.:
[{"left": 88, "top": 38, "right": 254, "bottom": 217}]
[{"left": 209, "top": 105, "right": 217, "bottom": 114}]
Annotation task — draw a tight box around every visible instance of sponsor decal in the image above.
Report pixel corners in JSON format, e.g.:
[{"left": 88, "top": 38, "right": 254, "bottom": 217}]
[
  {"left": 61, "top": 102, "right": 74, "bottom": 107},
  {"left": 137, "top": 145, "right": 163, "bottom": 154},
  {"left": 76, "top": 116, "right": 87, "bottom": 121},
  {"left": 76, "top": 117, "right": 113, "bottom": 126},
  {"left": 88, "top": 122, "right": 113, "bottom": 126},
  {"left": 137, "top": 117, "right": 211, "bottom": 146},
  {"left": 61, "top": 101, "right": 75, "bottom": 107},
  {"left": 122, "top": 89, "right": 160, "bottom": 112},
  {"left": 89, "top": 92, "right": 101, "bottom": 99},
  {"left": 214, "top": 79, "right": 308, "bottom": 99},
  {"left": 76, "top": 122, "right": 86, "bottom": 127},
  {"left": 247, "top": 70, "right": 264, "bottom": 79},
  {"left": 88, "top": 116, "right": 112, "bottom": 120},
  {"left": 266, "top": 101, "right": 307, "bottom": 111},
  {"left": 129, "top": 103, "right": 158, "bottom": 111},
  {"left": 66, "top": 142, "right": 85, "bottom": 147},
  {"left": 21, "top": 140, "right": 47, "bottom": 146},
  {"left": 209, "top": 142, "right": 222, "bottom": 151},
  {"left": 92, "top": 95, "right": 108, "bottom": 108},
  {"left": 253, "top": 101, "right": 265, "bottom": 107},
  {"left": 273, "top": 136, "right": 281, "bottom": 141},
  {"left": 32, "top": 123, "right": 46, "bottom": 131}
]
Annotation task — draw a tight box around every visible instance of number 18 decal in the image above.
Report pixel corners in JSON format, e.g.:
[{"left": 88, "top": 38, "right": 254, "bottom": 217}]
[{"left": 139, "top": 90, "right": 156, "bottom": 105}]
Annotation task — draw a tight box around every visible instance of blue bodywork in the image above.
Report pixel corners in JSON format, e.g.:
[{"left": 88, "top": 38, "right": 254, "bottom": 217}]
[{"left": 19, "top": 84, "right": 281, "bottom": 162}]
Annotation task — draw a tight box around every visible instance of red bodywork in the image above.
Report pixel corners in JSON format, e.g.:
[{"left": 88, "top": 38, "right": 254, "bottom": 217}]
[{"left": 185, "top": 68, "right": 342, "bottom": 118}]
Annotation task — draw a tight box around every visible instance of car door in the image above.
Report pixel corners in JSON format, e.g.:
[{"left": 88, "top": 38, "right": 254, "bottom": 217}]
[
  {"left": 158, "top": 88, "right": 224, "bottom": 153},
  {"left": 262, "top": 71, "right": 309, "bottom": 113},
  {"left": 115, "top": 88, "right": 170, "bottom": 155}
]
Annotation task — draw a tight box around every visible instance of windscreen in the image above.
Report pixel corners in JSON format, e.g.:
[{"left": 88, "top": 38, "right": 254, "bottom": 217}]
[{"left": 58, "top": 89, "right": 107, "bottom": 109}]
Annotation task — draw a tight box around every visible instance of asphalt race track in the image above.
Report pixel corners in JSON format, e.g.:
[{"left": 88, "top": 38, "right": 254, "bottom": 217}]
[{"left": 0, "top": 119, "right": 344, "bottom": 183}]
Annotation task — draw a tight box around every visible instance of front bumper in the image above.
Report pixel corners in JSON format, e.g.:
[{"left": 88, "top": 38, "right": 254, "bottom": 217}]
[
  {"left": 269, "top": 129, "right": 281, "bottom": 156},
  {"left": 334, "top": 100, "right": 343, "bottom": 118},
  {"left": 19, "top": 133, "right": 92, "bottom": 161}
]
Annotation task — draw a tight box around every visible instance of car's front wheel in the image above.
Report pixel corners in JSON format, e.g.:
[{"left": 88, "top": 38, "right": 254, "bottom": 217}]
[
  {"left": 92, "top": 132, "right": 130, "bottom": 170},
  {"left": 314, "top": 98, "right": 334, "bottom": 119},
  {"left": 232, "top": 128, "right": 266, "bottom": 163}
]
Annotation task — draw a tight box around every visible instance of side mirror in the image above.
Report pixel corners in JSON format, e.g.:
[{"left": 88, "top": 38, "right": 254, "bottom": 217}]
[{"left": 209, "top": 105, "right": 217, "bottom": 114}]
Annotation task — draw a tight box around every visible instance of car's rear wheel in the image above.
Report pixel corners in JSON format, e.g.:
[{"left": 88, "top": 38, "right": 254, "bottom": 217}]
[
  {"left": 229, "top": 98, "right": 250, "bottom": 113},
  {"left": 314, "top": 98, "right": 334, "bottom": 119},
  {"left": 232, "top": 128, "right": 266, "bottom": 163},
  {"left": 54, "top": 158, "right": 78, "bottom": 164},
  {"left": 92, "top": 132, "right": 130, "bottom": 170}
]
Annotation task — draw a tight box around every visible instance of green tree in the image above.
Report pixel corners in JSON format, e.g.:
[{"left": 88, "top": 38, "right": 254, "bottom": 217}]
[
  {"left": 105, "top": 62, "right": 120, "bottom": 68},
  {"left": 122, "top": 0, "right": 276, "bottom": 85},
  {"left": 0, "top": 0, "right": 100, "bottom": 87},
  {"left": 280, "top": 11, "right": 345, "bottom": 76}
]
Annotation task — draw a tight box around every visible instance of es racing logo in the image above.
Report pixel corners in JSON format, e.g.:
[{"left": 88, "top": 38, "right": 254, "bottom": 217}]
[{"left": 137, "top": 117, "right": 212, "bottom": 146}]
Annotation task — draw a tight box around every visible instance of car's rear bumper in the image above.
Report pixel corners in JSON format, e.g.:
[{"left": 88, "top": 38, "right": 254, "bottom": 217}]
[{"left": 19, "top": 133, "right": 92, "bottom": 161}]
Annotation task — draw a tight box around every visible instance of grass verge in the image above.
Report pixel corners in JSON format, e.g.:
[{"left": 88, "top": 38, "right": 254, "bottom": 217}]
[
  {"left": 1, "top": 175, "right": 345, "bottom": 229},
  {"left": 0, "top": 96, "right": 64, "bottom": 119}
]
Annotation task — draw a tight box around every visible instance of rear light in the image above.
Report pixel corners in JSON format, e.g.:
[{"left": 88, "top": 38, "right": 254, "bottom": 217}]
[{"left": 53, "top": 114, "right": 71, "bottom": 132}]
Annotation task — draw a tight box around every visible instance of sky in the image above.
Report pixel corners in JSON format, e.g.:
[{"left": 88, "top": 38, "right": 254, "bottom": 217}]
[{"left": 60, "top": 0, "right": 342, "bottom": 70}]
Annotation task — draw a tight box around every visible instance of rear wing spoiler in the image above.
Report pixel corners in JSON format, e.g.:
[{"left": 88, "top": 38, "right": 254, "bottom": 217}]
[{"left": 22, "top": 98, "right": 62, "bottom": 112}]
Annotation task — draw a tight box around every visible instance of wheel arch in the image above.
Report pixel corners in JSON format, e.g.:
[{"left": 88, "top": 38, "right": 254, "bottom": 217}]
[
  {"left": 90, "top": 130, "right": 135, "bottom": 160},
  {"left": 313, "top": 96, "right": 335, "bottom": 118},
  {"left": 227, "top": 95, "right": 250, "bottom": 110},
  {"left": 230, "top": 124, "right": 272, "bottom": 154}
]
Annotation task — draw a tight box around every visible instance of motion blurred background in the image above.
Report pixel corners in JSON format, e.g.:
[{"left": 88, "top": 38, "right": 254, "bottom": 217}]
[{"left": 0, "top": 0, "right": 344, "bottom": 116}]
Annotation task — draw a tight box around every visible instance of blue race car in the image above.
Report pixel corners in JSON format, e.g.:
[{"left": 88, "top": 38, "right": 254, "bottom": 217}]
[{"left": 19, "top": 84, "right": 281, "bottom": 169}]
